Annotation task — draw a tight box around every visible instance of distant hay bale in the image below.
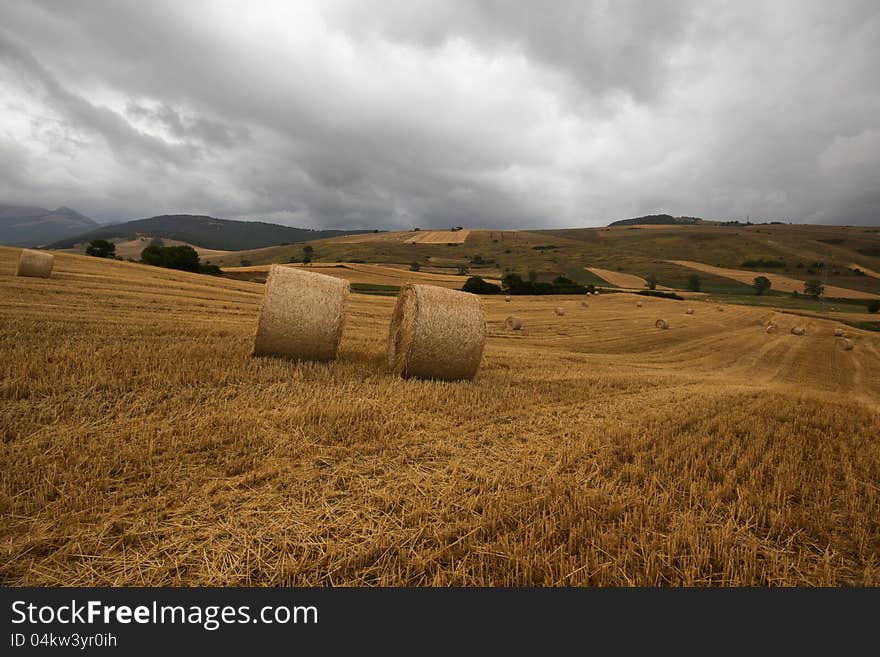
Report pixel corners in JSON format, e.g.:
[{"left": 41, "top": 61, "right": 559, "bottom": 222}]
[
  {"left": 555, "top": 306, "right": 565, "bottom": 316},
  {"left": 592, "top": 291, "right": 599, "bottom": 295},
  {"left": 581, "top": 300, "right": 589, "bottom": 308},
  {"left": 766, "top": 323, "right": 777, "bottom": 333},
  {"left": 655, "top": 319, "right": 669, "bottom": 329},
  {"left": 16, "top": 249, "right": 54, "bottom": 278},
  {"left": 636, "top": 301, "right": 643, "bottom": 308},
  {"left": 387, "top": 284, "right": 486, "bottom": 381},
  {"left": 717, "top": 306, "right": 725, "bottom": 312},
  {"left": 790, "top": 326, "right": 806, "bottom": 336},
  {"left": 841, "top": 338, "right": 854, "bottom": 351},
  {"left": 833, "top": 328, "right": 844, "bottom": 337},
  {"left": 504, "top": 295, "right": 511, "bottom": 302},
  {"left": 252, "top": 265, "right": 349, "bottom": 361},
  {"left": 504, "top": 315, "right": 523, "bottom": 330},
  {"left": 685, "top": 308, "right": 694, "bottom": 314}
]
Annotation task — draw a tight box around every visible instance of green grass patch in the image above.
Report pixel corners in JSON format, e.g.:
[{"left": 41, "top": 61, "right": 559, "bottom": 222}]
[{"left": 350, "top": 283, "right": 400, "bottom": 296}]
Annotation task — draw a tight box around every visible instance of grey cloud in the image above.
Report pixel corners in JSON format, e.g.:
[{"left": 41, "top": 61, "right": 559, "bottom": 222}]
[{"left": 0, "top": 0, "right": 878, "bottom": 227}]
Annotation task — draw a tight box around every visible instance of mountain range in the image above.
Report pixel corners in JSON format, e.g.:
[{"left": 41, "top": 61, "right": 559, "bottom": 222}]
[
  {"left": 0, "top": 204, "right": 99, "bottom": 246},
  {"left": 46, "top": 214, "right": 373, "bottom": 251}
]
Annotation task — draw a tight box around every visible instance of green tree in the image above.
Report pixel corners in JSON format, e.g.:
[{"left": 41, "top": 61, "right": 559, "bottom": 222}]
[
  {"left": 646, "top": 273, "right": 658, "bottom": 290},
  {"left": 867, "top": 299, "right": 880, "bottom": 314},
  {"left": 85, "top": 239, "right": 116, "bottom": 258},
  {"left": 457, "top": 264, "right": 470, "bottom": 276},
  {"left": 687, "top": 274, "right": 701, "bottom": 292},
  {"left": 753, "top": 276, "right": 772, "bottom": 295},
  {"left": 303, "top": 244, "right": 314, "bottom": 256},
  {"left": 528, "top": 270, "right": 538, "bottom": 283},
  {"left": 804, "top": 279, "right": 824, "bottom": 297},
  {"left": 409, "top": 261, "right": 420, "bottom": 272}
]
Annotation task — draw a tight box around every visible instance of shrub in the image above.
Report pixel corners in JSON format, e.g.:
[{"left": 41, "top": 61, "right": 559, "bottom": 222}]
[
  {"left": 141, "top": 245, "right": 201, "bottom": 272},
  {"left": 637, "top": 290, "right": 683, "bottom": 300},
  {"left": 687, "top": 274, "right": 701, "bottom": 292},
  {"left": 645, "top": 273, "right": 658, "bottom": 290},
  {"left": 753, "top": 276, "right": 772, "bottom": 295},
  {"left": 85, "top": 239, "right": 116, "bottom": 258},
  {"left": 457, "top": 264, "right": 470, "bottom": 276},
  {"left": 462, "top": 276, "right": 501, "bottom": 294},
  {"left": 804, "top": 279, "right": 824, "bottom": 297},
  {"left": 741, "top": 259, "right": 786, "bottom": 268},
  {"left": 409, "top": 261, "right": 420, "bottom": 272},
  {"left": 868, "top": 300, "right": 880, "bottom": 314}
]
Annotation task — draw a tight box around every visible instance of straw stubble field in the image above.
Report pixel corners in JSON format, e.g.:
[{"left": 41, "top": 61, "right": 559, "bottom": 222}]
[{"left": 1, "top": 246, "right": 879, "bottom": 586}]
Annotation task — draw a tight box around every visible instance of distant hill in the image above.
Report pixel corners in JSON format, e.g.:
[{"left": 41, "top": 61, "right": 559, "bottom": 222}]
[
  {"left": 608, "top": 214, "right": 705, "bottom": 227},
  {"left": 0, "top": 204, "right": 98, "bottom": 246},
  {"left": 48, "top": 215, "right": 373, "bottom": 251}
]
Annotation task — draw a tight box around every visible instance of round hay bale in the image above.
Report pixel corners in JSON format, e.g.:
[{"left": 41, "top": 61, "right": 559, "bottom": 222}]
[
  {"left": 252, "top": 265, "right": 349, "bottom": 361},
  {"left": 16, "top": 249, "right": 54, "bottom": 278},
  {"left": 504, "top": 295, "right": 511, "bottom": 302},
  {"left": 655, "top": 319, "right": 669, "bottom": 329},
  {"left": 554, "top": 306, "right": 565, "bottom": 316},
  {"left": 841, "top": 338, "right": 854, "bottom": 351},
  {"left": 766, "top": 323, "right": 777, "bottom": 334},
  {"left": 685, "top": 308, "right": 694, "bottom": 314},
  {"left": 790, "top": 326, "right": 806, "bottom": 336},
  {"left": 833, "top": 328, "right": 844, "bottom": 337},
  {"left": 581, "top": 300, "right": 589, "bottom": 308},
  {"left": 504, "top": 315, "right": 523, "bottom": 331},
  {"left": 717, "top": 306, "right": 725, "bottom": 312},
  {"left": 387, "top": 284, "right": 486, "bottom": 381},
  {"left": 636, "top": 301, "right": 643, "bottom": 308}
]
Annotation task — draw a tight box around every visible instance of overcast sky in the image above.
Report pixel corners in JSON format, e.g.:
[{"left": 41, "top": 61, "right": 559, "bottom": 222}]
[{"left": 1, "top": 1, "right": 878, "bottom": 228}]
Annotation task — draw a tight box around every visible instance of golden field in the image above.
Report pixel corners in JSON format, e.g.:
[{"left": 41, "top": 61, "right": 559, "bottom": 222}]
[{"left": 1, "top": 246, "right": 879, "bottom": 586}]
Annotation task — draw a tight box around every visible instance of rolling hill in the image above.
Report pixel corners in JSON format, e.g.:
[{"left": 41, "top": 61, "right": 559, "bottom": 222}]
[
  {"left": 2, "top": 245, "right": 878, "bottom": 585},
  {"left": 48, "top": 214, "right": 374, "bottom": 251},
  {"left": 208, "top": 223, "right": 880, "bottom": 306},
  {"left": 0, "top": 204, "right": 98, "bottom": 247}
]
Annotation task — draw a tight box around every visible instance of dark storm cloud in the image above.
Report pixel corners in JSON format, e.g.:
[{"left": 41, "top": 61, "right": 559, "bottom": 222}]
[{"left": 0, "top": 0, "right": 878, "bottom": 227}]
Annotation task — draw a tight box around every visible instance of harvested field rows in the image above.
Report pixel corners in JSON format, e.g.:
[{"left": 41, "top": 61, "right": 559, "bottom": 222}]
[{"left": 1, "top": 247, "right": 878, "bottom": 586}]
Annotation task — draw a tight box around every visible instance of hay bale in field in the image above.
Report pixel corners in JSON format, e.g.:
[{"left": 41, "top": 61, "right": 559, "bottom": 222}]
[
  {"left": 387, "top": 284, "right": 486, "bottom": 381},
  {"left": 790, "top": 326, "right": 806, "bottom": 336},
  {"left": 636, "top": 301, "right": 643, "bottom": 308},
  {"left": 555, "top": 306, "right": 565, "bottom": 316},
  {"left": 685, "top": 308, "right": 694, "bottom": 314},
  {"left": 504, "top": 315, "right": 523, "bottom": 330},
  {"left": 766, "top": 323, "right": 777, "bottom": 333},
  {"left": 717, "top": 306, "right": 725, "bottom": 312},
  {"left": 504, "top": 295, "right": 511, "bottom": 302},
  {"left": 833, "top": 328, "right": 844, "bottom": 337},
  {"left": 655, "top": 318, "right": 669, "bottom": 329},
  {"left": 16, "top": 249, "right": 54, "bottom": 278},
  {"left": 252, "top": 265, "right": 349, "bottom": 361},
  {"left": 581, "top": 300, "right": 589, "bottom": 308},
  {"left": 841, "top": 338, "right": 854, "bottom": 351}
]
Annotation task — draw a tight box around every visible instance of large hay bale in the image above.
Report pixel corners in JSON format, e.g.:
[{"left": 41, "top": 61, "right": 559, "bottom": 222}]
[
  {"left": 833, "top": 328, "right": 844, "bottom": 337},
  {"left": 387, "top": 284, "right": 486, "bottom": 381},
  {"left": 555, "top": 306, "right": 565, "bottom": 316},
  {"left": 655, "top": 318, "right": 669, "bottom": 329},
  {"left": 717, "top": 306, "right": 725, "bottom": 312},
  {"left": 790, "top": 326, "right": 806, "bottom": 336},
  {"left": 636, "top": 301, "right": 643, "bottom": 308},
  {"left": 252, "top": 265, "right": 349, "bottom": 361},
  {"left": 504, "top": 315, "right": 523, "bottom": 330},
  {"left": 766, "top": 323, "right": 777, "bottom": 334},
  {"left": 685, "top": 308, "right": 694, "bottom": 315},
  {"left": 16, "top": 249, "right": 54, "bottom": 278},
  {"left": 841, "top": 338, "right": 854, "bottom": 351},
  {"left": 504, "top": 295, "right": 511, "bottom": 302}
]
